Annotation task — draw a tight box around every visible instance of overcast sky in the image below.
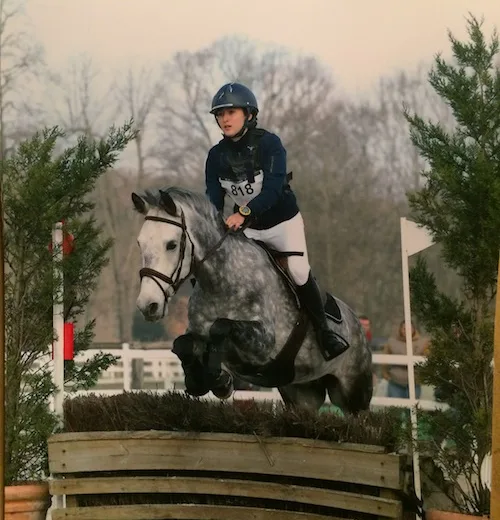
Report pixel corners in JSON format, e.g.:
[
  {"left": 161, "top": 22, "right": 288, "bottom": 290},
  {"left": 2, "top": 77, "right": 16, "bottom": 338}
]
[{"left": 26, "top": 0, "right": 500, "bottom": 98}]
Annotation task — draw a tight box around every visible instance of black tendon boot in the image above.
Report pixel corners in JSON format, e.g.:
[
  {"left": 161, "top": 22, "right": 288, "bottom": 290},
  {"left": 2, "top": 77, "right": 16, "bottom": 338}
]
[{"left": 296, "top": 272, "right": 350, "bottom": 361}]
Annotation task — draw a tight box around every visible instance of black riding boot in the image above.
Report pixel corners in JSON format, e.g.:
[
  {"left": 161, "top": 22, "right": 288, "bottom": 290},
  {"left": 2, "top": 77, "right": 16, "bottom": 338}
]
[{"left": 296, "top": 272, "right": 350, "bottom": 361}]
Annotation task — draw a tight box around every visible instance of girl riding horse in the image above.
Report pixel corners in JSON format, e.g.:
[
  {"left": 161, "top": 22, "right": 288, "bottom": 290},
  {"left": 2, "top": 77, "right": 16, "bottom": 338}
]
[{"left": 205, "top": 82, "right": 348, "bottom": 361}]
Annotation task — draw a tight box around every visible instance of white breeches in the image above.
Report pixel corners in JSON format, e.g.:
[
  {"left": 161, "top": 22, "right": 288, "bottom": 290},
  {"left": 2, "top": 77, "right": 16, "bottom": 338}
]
[{"left": 243, "top": 212, "right": 311, "bottom": 286}]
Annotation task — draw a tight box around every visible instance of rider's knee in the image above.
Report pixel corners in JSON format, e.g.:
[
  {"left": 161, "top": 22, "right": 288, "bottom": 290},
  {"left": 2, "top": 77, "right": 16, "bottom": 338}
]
[{"left": 287, "top": 258, "right": 310, "bottom": 286}]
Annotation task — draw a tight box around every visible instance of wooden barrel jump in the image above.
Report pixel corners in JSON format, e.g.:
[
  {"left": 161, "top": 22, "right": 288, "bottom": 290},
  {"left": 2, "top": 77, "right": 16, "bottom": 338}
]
[{"left": 48, "top": 430, "right": 409, "bottom": 519}]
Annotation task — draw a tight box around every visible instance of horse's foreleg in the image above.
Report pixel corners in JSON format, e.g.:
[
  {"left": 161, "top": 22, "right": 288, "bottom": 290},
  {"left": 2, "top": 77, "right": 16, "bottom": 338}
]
[
  {"left": 172, "top": 332, "right": 234, "bottom": 399},
  {"left": 172, "top": 333, "right": 211, "bottom": 397},
  {"left": 209, "top": 317, "right": 274, "bottom": 367}
]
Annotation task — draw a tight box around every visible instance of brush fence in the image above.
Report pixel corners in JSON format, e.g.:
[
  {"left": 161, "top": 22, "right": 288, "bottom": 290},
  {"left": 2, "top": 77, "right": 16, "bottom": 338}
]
[{"left": 48, "top": 431, "right": 408, "bottom": 520}]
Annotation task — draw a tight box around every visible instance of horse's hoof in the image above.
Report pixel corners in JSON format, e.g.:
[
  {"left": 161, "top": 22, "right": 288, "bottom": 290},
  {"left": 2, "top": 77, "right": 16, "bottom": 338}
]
[
  {"left": 209, "top": 318, "right": 233, "bottom": 340},
  {"left": 185, "top": 383, "right": 209, "bottom": 397},
  {"left": 184, "top": 373, "right": 210, "bottom": 397},
  {"left": 211, "top": 370, "right": 234, "bottom": 400}
]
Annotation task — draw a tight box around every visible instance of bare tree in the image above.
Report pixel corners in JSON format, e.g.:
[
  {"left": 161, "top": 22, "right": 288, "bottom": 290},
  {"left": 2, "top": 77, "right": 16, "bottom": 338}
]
[
  {"left": 0, "top": 0, "right": 44, "bottom": 158},
  {"left": 319, "top": 65, "right": 457, "bottom": 332},
  {"left": 154, "top": 49, "right": 217, "bottom": 179},
  {"left": 154, "top": 36, "right": 341, "bottom": 180},
  {"left": 91, "top": 170, "right": 143, "bottom": 342},
  {"left": 113, "top": 66, "right": 161, "bottom": 178},
  {"left": 43, "top": 55, "right": 143, "bottom": 342},
  {"left": 94, "top": 66, "right": 162, "bottom": 342},
  {"left": 368, "top": 64, "right": 454, "bottom": 197},
  {"left": 46, "top": 54, "right": 118, "bottom": 141}
]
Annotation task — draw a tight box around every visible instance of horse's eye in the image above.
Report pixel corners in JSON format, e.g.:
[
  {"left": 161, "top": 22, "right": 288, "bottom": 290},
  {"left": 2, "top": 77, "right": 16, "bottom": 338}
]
[{"left": 166, "top": 241, "right": 177, "bottom": 251}]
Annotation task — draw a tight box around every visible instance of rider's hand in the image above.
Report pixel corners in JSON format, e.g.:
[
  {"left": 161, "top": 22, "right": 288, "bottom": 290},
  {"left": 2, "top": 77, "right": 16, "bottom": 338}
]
[{"left": 226, "top": 213, "right": 246, "bottom": 230}]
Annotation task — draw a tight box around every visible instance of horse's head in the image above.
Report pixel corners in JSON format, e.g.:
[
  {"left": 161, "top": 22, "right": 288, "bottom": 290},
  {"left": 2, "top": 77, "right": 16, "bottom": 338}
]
[{"left": 132, "top": 189, "right": 194, "bottom": 321}]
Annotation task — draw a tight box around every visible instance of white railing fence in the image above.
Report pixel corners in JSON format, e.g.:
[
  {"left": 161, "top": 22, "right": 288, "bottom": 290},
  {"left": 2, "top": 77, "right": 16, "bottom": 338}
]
[{"left": 53, "top": 344, "right": 447, "bottom": 411}]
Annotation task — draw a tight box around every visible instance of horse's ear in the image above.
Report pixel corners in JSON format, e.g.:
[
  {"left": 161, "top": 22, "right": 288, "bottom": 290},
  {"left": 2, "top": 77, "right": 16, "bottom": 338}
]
[
  {"left": 159, "top": 190, "right": 178, "bottom": 216},
  {"left": 132, "top": 192, "right": 148, "bottom": 214}
]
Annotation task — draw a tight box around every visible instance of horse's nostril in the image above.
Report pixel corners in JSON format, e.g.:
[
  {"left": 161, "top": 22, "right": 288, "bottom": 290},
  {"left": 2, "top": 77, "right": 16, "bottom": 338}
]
[{"left": 147, "top": 302, "right": 159, "bottom": 315}]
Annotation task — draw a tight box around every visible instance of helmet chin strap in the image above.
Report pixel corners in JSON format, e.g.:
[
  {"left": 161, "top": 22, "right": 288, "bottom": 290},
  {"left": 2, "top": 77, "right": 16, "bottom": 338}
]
[{"left": 231, "top": 120, "right": 250, "bottom": 140}]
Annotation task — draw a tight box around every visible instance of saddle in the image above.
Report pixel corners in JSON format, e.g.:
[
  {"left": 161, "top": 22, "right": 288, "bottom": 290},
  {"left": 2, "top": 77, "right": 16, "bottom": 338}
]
[
  {"left": 253, "top": 240, "right": 343, "bottom": 325},
  {"left": 253, "top": 240, "right": 302, "bottom": 308}
]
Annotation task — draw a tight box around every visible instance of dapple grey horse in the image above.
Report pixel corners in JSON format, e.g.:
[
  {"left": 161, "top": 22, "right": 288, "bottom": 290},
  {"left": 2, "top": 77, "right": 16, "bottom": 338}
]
[{"left": 132, "top": 186, "right": 372, "bottom": 413}]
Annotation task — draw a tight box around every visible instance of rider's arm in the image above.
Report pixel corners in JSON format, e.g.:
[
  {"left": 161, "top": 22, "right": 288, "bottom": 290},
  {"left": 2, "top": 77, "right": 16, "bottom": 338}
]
[
  {"left": 205, "top": 147, "right": 226, "bottom": 211},
  {"left": 246, "top": 133, "right": 287, "bottom": 216}
]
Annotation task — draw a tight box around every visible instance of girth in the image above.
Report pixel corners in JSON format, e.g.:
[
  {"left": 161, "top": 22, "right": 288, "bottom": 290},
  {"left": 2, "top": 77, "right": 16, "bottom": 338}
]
[{"left": 240, "top": 240, "right": 310, "bottom": 387}]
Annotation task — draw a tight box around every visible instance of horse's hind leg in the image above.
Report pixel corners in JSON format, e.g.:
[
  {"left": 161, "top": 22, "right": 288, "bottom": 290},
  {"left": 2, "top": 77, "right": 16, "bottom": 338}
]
[
  {"left": 323, "top": 370, "right": 373, "bottom": 415},
  {"left": 322, "top": 374, "right": 348, "bottom": 412},
  {"left": 346, "top": 369, "right": 373, "bottom": 413},
  {"left": 277, "top": 380, "right": 326, "bottom": 412}
]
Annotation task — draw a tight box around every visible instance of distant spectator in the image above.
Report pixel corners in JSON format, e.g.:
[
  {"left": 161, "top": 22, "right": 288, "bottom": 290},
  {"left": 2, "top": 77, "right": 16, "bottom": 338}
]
[
  {"left": 359, "top": 314, "right": 379, "bottom": 386},
  {"left": 358, "top": 314, "right": 373, "bottom": 346},
  {"left": 382, "top": 320, "right": 430, "bottom": 399}
]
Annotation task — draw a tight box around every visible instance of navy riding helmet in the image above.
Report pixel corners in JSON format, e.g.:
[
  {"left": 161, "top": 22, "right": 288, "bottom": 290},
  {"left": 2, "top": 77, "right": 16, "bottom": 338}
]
[{"left": 210, "top": 83, "right": 259, "bottom": 136}]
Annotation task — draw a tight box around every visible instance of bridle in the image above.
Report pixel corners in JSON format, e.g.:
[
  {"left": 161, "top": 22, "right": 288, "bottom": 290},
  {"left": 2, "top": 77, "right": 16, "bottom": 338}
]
[
  {"left": 139, "top": 213, "right": 193, "bottom": 316},
  {"left": 138, "top": 212, "right": 235, "bottom": 316}
]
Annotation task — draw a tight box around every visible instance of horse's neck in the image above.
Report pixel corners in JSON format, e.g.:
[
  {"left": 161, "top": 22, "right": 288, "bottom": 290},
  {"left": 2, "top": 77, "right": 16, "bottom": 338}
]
[
  {"left": 194, "top": 233, "right": 250, "bottom": 292},
  {"left": 183, "top": 205, "right": 262, "bottom": 291}
]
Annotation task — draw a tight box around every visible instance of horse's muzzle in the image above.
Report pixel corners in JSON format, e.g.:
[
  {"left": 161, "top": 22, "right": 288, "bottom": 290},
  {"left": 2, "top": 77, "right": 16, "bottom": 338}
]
[{"left": 137, "top": 297, "right": 167, "bottom": 322}]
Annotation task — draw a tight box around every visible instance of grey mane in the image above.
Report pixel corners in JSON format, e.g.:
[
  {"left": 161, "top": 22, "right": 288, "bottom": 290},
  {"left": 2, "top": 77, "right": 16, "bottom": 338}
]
[
  {"left": 137, "top": 186, "right": 261, "bottom": 256},
  {"left": 137, "top": 186, "right": 210, "bottom": 213},
  {"left": 138, "top": 187, "right": 226, "bottom": 230}
]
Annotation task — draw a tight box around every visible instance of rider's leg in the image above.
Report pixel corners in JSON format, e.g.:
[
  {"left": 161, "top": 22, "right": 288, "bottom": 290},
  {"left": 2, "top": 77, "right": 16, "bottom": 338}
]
[
  {"left": 246, "top": 213, "right": 349, "bottom": 361},
  {"left": 295, "top": 270, "right": 349, "bottom": 360}
]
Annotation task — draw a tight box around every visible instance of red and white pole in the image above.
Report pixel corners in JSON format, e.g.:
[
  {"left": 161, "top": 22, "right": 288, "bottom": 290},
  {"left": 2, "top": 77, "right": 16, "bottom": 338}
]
[
  {"left": 51, "top": 221, "right": 75, "bottom": 422},
  {"left": 52, "top": 222, "right": 65, "bottom": 423}
]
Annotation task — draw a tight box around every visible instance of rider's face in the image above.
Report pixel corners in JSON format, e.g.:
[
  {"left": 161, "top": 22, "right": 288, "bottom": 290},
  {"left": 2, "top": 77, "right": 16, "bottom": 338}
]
[{"left": 216, "top": 107, "right": 249, "bottom": 138}]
